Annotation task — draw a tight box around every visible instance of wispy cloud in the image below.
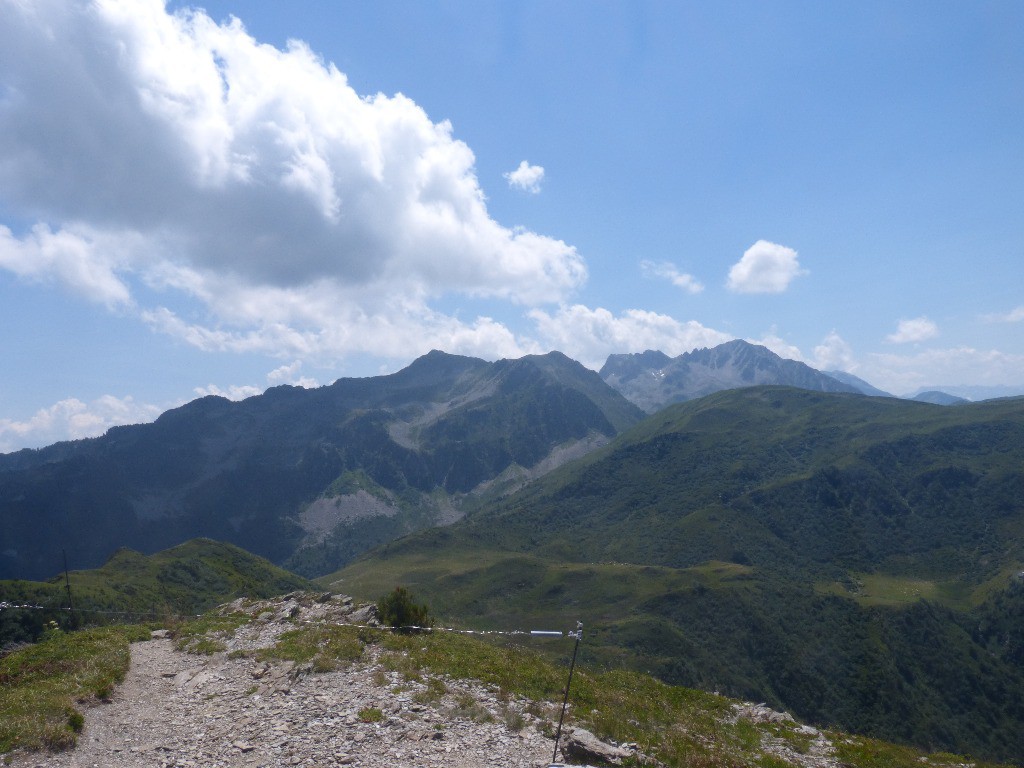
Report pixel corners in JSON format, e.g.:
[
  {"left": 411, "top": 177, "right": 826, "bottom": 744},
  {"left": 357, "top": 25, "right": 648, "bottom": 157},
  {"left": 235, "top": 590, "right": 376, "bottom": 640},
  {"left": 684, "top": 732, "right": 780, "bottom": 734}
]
[
  {"left": 504, "top": 160, "right": 545, "bottom": 193},
  {"left": 982, "top": 306, "right": 1024, "bottom": 323},
  {"left": 726, "top": 240, "right": 807, "bottom": 294},
  {"left": 885, "top": 317, "right": 938, "bottom": 344},
  {"left": 641, "top": 260, "right": 704, "bottom": 294}
]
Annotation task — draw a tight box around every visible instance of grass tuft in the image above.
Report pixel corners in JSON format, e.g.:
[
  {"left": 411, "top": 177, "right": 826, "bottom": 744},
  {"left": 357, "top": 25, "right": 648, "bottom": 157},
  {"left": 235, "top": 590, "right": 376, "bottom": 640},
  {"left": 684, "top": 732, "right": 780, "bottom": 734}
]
[
  {"left": 254, "top": 625, "right": 365, "bottom": 672},
  {"left": 0, "top": 624, "right": 150, "bottom": 754},
  {"left": 172, "top": 613, "right": 249, "bottom": 655},
  {"left": 358, "top": 706, "right": 384, "bottom": 723}
]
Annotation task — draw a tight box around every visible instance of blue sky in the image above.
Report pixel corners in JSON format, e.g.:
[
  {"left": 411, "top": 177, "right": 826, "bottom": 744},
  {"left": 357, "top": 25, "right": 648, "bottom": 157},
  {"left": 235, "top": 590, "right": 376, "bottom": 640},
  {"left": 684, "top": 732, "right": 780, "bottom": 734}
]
[{"left": 1, "top": 0, "right": 1022, "bottom": 451}]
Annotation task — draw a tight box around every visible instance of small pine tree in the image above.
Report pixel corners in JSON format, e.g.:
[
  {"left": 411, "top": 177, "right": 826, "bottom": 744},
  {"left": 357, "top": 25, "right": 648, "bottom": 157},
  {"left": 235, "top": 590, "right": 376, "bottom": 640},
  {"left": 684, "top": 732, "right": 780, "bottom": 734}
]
[{"left": 376, "top": 586, "right": 432, "bottom": 633}]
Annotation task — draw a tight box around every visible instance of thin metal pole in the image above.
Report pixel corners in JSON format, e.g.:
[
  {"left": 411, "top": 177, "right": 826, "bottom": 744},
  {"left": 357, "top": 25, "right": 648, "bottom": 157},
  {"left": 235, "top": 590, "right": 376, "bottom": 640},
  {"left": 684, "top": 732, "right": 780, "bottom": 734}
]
[
  {"left": 552, "top": 621, "right": 582, "bottom": 764},
  {"left": 62, "top": 549, "right": 75, "bottom": 620}
]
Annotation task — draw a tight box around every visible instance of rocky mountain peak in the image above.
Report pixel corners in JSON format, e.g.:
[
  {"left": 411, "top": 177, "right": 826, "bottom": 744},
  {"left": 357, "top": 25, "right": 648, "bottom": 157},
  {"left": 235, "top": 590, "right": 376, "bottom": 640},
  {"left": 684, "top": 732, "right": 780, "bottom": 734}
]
[{"left": 600, "top": 339, "right": 862, "bottom": 413}]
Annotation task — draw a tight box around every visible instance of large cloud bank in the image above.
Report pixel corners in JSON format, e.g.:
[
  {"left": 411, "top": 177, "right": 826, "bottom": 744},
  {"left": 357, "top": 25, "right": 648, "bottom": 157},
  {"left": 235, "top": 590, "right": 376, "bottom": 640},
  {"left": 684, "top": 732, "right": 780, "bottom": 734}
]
[{"left": 0, "top": 0, "right": 588, "bottom": 362}]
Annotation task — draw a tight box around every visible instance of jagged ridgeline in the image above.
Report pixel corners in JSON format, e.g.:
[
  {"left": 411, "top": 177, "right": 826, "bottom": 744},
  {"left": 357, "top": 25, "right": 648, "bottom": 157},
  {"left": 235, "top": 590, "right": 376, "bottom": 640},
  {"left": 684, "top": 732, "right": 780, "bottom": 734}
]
[
  {"left": 0, "top": 539, "right": 312, "bottom": 646},
  {"left": 329, "top": 388, "right": 1024, "bottom": 763},
  {"left": 599, "top": 339, "right": 867, "bottom": 412},
  {"left": 0, "top": 351, "right": 644, "bottom": 582}
]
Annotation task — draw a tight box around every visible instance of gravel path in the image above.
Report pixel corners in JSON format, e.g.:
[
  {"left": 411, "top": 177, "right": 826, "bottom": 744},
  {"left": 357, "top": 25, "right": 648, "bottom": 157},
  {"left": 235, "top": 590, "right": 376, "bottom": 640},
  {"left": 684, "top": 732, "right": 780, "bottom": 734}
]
[{"left": 8, "top": 635, "right": 559, "bottom": 768}]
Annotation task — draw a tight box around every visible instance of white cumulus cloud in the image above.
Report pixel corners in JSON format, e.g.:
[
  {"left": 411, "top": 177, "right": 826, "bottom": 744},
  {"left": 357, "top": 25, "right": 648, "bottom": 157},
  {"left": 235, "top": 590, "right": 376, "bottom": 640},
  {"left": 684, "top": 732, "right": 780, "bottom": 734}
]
[
  {"left": 0, "top": 395, "right": 162, "bottom": 452},
  {"left": 192, "top": 383, "right": 263, "bottom": 401},
  {"left": 267, "top": 361, "right": 318, "bottom": 389},
  {"left": 529, "top": 304, "right": 731, "bottom": 370},
  {"left": 812, "top": 330, "right": 857, "bottom": 372},
  {"left": 752, "top": 331, "right": 806, "bottom": 363},
  {"left": 641, "top": 260, "right": 704, "bottom": 294},
  {"left": 504, "top": 160, "right": 545, "bottom": 193},
  {"left": 0, "top": 0, "right": 584, "bottom": 364},
  {"left": 886, "top": 317, "right": 938, "bottom": 344},
  {"left": 193, "top": 362, "right": 318, "bottom": 402},
  {"left": 726, "top": 240, "right": 807, "bottom": 294},
  {"left": 0, "top": 223, "right": 136, "bottom": 307}
]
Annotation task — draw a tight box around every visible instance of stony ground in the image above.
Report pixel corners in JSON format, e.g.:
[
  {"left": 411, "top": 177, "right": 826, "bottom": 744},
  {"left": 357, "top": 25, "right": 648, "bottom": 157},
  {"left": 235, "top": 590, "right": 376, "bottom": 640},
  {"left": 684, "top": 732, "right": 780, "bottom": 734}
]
[
  {"left": 6, "top": 597, "right": 564, "bottom": 768},
  {"left": 4, "top": 594, "right": 842, "bottom": 768}
]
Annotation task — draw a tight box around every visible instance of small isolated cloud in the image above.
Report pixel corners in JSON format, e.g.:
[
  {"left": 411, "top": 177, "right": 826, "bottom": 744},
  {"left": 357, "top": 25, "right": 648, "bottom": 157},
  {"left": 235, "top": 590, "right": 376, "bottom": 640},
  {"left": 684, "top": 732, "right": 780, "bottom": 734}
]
[
  {"left": 529, "top": 304, "right": 731, "bottom": 370},
  {"left": 983, "top": 306, "right": 1024, "bottom": 323},
  {"left": 267, "top": 361, "right": 318, "bottom": 388},
  {"left": 504, "top": 161, "right": 545, "bottom": 193},
  {"left": 886, "top": 317, "right": 938, "bottom": 344},
  {"left": 641, "top": 260, "right": 704, "bottom": 294},
  {"left": 193, "top": 383, "right": 263, "bottom": 401},
  {"left": 726, "top": 240, "right": 807, "bottom": 294},
  {"left": 812, "top": 330, "right": 856, "bottom": 372},
  {"left": 752, "top": 330, "right": 805, "bottom": 363},
  {"left": 0, "top": 395, "right": 162, "bottom": 452},
  {"left": 195, "top": 361, "right": 318, "bottom": 402}
]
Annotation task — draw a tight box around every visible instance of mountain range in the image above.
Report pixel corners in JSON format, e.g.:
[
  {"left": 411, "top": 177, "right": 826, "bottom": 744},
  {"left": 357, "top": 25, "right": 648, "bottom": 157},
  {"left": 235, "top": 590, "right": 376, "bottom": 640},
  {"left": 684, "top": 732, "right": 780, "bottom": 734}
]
[
  {"left": 0, "top": 350, "right": 643, "bottom": 581},
  {"left": 599, "top": 339, "right": 863, "bottom": 412},
  {"left": 4, "top": 340, "right": 1024, "bottom": 760},
  {"left": 0, "top": 340, "right": 998, "bottom": 583}
]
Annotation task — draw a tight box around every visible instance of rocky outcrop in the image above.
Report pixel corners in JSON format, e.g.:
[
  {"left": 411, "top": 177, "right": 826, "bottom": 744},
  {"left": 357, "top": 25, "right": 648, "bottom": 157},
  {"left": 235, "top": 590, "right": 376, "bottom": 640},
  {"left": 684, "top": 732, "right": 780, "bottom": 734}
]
[
  {"left": 558, "top": 726, "right": 663, "bottom": 766},
  {"left": 731, "top": 702, "right": 836, "bottom": 768}
]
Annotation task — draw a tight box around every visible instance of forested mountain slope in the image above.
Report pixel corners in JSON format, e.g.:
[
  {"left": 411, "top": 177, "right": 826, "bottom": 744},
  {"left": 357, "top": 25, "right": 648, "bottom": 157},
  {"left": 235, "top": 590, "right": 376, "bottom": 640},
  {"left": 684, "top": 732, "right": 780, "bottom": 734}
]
[
  {"left": 0, "top": 351, "right": 644, "bottom": 581},
  {"left": 332, "top": 388, "right": 1024, "bottom": 762}
]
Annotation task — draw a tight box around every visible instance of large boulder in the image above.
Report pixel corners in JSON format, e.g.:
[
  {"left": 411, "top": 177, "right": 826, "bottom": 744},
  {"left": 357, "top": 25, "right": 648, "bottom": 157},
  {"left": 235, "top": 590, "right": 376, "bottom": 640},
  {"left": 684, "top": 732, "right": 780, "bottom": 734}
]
[{"left": 558, "top": 727, "right": 633, "bottom": 766}]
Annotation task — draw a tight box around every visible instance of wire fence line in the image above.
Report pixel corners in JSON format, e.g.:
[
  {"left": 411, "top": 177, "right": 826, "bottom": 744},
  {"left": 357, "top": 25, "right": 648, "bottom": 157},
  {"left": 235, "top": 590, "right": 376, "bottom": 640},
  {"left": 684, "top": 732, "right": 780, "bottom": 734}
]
[
  {"left": 296, "top": 616, "right": 572, "bottom": 638},
  {"left": 0, "top": 601, "right": 200, "bottom": 619},
  {"left": 1, "top": 600, "right": 577, "bottom": 639}
]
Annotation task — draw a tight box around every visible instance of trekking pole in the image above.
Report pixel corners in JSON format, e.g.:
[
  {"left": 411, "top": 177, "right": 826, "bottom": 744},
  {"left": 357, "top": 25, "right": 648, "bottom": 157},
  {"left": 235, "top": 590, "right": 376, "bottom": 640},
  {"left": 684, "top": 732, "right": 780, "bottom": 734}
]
[
  {"left": 552, "top": 621, "right": 583, "bottom": 764},
  {"left": 62, "top": 549, "right": 75, "bottom": 622}
]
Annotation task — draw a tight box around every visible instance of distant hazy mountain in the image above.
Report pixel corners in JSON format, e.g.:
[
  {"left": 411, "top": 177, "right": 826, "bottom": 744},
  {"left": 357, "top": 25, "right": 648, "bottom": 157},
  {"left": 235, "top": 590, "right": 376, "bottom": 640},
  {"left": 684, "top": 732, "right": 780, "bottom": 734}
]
[
  {"left": 823, "top": 370, "right": 893, "bottom": 398},
  {"left": 0, "top": 350, "right": 644, "bottom": 581},
  {"left": 911, "top": 390, "right": 970, "bottom": 405},
  {"left": 600, "top": 339, "right": 861, "bottom": 412},
  {"left": 909, "top": 385, "right": 1024, "bottom": 401}
]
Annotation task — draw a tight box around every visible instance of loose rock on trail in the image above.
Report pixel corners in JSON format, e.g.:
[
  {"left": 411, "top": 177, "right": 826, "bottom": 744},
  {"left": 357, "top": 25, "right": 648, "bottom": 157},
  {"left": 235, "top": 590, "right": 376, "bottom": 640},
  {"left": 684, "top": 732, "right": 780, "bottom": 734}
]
[
  {"left": 6, "top": 594, "right": 570, "bottom": 768},
  {"left": 6, "top": 593, "right": 837, "bottom": 768}
]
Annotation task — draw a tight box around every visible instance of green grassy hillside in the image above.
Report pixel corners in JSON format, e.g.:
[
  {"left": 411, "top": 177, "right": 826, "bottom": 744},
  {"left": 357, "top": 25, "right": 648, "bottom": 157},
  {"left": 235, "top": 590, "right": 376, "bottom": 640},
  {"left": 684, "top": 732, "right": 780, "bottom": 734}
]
[
  {"left": 0, "top": 539, "right": 312, "bottom": 647},
  {"left": 322, "top": 388, "right": 1024, "bottom": 762},
  {"left": 3, "top": 596, "right": 1016, "bottom": 768}
]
